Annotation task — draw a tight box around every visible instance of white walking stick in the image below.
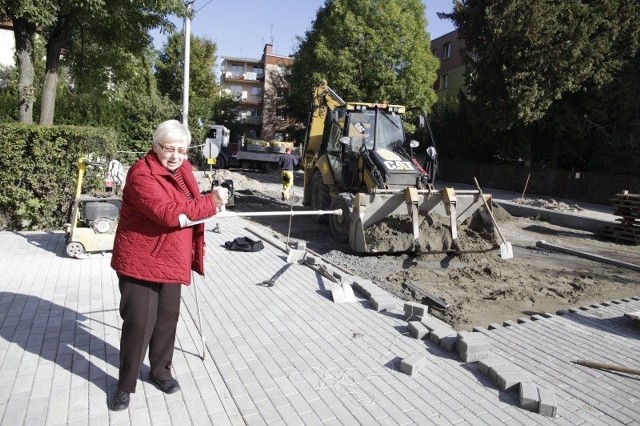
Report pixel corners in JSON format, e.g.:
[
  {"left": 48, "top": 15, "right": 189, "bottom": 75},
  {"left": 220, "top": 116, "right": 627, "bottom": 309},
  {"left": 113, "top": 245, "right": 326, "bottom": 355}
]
[{"left": 191, "top": 271, "right": 206, "bottom": 360}]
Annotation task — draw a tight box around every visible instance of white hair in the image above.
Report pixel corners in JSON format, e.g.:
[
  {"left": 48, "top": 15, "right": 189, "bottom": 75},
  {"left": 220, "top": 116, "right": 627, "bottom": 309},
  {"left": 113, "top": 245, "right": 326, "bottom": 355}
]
[{"left": 152, "top": 119, "right": 191, "bottom": 147}]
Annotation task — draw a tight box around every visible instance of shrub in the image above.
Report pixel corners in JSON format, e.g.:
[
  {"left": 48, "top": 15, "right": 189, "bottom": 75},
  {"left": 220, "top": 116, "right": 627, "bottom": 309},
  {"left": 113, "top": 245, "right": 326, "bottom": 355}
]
[{"left": 0, "top": 124, "right": 117, "bottom": 230}]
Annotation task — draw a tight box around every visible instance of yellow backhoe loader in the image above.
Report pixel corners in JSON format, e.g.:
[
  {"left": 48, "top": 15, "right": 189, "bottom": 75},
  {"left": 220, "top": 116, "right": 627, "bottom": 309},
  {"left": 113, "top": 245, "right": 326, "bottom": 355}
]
[{"left": 302, "top": 80, "right": 495, "bottom": 254}]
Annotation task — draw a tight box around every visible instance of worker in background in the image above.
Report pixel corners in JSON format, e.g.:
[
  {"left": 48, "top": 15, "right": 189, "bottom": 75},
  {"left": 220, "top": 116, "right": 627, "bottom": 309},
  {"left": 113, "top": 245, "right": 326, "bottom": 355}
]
[
  {"left": 109, "top": 119, "right": 229, "bottom": 411},
  {"left": 278, "top": 147, "right": 299, "bottom": 201}
]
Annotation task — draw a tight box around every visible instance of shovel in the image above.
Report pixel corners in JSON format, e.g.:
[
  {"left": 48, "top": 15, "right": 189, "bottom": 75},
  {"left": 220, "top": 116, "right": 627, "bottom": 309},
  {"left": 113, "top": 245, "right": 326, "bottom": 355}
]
[
  {"left": 317, "top": 264, "right": 357, "bottom": 303},
  {"left": 473, "top": 177, "right": 513, "bottom": 259}
]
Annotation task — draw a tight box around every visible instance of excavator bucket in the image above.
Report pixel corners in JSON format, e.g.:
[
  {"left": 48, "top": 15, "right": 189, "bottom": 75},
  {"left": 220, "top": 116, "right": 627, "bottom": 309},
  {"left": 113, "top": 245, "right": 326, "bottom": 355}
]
[{"left": 348, "top": 188, "right": 494, "bottom": 253}]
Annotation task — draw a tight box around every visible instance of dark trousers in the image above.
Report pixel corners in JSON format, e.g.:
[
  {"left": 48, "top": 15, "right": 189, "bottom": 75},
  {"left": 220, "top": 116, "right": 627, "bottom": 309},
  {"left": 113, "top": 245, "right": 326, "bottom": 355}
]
[{"left": 117, "top": 276, "right": 182, "bottom": 393}]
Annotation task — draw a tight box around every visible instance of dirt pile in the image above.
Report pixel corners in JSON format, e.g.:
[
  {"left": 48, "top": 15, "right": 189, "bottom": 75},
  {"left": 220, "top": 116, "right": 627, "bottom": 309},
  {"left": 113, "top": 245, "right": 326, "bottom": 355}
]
[
  {"left": 515, "top": 197, "right": 584, "bottom": 212},
  {"left": 364, "top": 214, "right": 495, "bottom": 253}
]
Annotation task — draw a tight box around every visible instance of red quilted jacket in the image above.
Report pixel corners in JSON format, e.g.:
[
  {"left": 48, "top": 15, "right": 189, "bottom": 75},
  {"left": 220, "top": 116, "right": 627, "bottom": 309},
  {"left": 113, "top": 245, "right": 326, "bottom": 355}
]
[{"left": 111, "top": 151, "right": 216, "bottom": 284}]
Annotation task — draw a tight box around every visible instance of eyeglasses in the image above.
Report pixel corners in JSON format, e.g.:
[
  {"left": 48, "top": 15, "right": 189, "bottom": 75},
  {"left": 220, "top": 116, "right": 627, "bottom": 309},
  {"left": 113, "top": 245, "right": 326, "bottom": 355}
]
[{"left": 158, "top": 144, "right": 189, "bottom": 155}]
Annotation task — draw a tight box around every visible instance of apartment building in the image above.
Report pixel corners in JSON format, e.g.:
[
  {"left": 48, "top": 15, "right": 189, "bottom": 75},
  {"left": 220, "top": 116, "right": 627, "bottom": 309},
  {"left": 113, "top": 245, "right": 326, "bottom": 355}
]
[
  {"left": 220, "top": 44, "right": 295, "bottom": 141},
  {"left": 431, "top": 30, "right": 465, "bottom": 98}
]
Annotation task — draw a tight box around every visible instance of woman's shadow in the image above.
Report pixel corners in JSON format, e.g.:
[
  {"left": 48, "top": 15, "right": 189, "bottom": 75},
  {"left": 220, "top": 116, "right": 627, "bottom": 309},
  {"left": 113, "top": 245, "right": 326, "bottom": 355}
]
[{"left": 1, "top": 291, "right": 120, "bottom": 394}]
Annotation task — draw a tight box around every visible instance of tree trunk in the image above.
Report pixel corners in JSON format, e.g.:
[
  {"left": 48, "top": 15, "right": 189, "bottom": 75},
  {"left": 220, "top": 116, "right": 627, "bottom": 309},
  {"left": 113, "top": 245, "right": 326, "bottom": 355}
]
[
  {"left": 39, "top": 67, "right": 59, "bottom": 125},
  {"left": 39, "top": 16, "right": 73, "bottom": 125},
  {"left": 12, "top": 17, "right": 37, "bottom": 124}
]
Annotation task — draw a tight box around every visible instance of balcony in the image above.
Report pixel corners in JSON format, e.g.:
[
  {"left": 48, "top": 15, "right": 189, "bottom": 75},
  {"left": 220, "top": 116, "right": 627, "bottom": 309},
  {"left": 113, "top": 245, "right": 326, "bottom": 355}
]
[
  {"left": 222, "top": 72, "right": 264, "bottom": 84},
  {"left": 235, "top": 115, "right": 263, "bottom": 125}
]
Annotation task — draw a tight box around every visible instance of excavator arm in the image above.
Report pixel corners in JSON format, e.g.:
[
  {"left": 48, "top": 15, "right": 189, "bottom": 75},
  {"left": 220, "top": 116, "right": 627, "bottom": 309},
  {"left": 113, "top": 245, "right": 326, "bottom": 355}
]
[{"left": 302, "top": 81, "right": 346, "bottom": 202}]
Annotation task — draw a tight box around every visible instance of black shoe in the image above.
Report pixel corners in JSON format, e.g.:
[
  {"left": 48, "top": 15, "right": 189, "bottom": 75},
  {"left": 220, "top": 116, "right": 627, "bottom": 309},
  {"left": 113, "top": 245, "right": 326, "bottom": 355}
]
[
  {"left": 149, "top": 375, "right": 181, "bottom": 394},
  {"left": 110, "top": 389, "right": 130, "bottom": 411}
]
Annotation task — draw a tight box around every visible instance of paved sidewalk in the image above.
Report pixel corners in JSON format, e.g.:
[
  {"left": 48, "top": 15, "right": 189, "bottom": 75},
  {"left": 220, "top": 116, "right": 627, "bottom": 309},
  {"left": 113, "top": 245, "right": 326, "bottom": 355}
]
[{"left": 1, "top": 214, "right": 639, "bottom": 425}]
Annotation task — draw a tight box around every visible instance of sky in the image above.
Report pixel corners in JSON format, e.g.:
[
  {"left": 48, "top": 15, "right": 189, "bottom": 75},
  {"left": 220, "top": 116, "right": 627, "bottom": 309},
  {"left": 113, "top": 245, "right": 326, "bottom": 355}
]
[{"left": 152, "top": 0, "right": 456, "bottom": 59}]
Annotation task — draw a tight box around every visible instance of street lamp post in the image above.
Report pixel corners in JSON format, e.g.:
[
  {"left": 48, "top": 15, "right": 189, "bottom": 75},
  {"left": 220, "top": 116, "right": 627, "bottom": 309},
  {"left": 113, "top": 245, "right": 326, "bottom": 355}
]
[{"left": 181, "top": 1, "right": 194, "bottom": 126}]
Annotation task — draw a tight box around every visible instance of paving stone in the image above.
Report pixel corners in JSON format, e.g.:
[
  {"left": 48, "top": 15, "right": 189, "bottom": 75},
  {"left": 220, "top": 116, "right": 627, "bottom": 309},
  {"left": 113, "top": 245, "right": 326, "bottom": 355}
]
[
  {"left": 369, "top": 295, "right": 397, "bottom": 312},
  {"left": 477, "top": 356, "right": 508, "bottom": 377},
  {"left": 489, "top": 362, "right": 521, "bottom": 384},
  {"left": 304, "top": 255, "right": 319, "bottom": 265},
  {"left": 407, "top": 321, "right": 429, "bottom": 340},
  {"left": 430, "top": 328, "right": 456, "bottom": 346},
  {"left": 400, "top": 353, "right": 427, "bottom": 376},
  {"left": 439, "top": 334, "right": 457, "bottom": 352},
  {"left": 519, "top": 381, "right": 539, "bottom": 412},
  {"left": 496, "top": 371, "right": 525, "bottom": 391},
  {"left": 537, "top": 387, "right": 558, "bottom": 418},
  {"left": 404, "top": 301, "right": 427, "bottom": 321},
  {"left": 420, "top": 314, "right": 451, "bottom": 331},
  {"left": 456, "top": 332, "right": 490, "bottom": 362}
]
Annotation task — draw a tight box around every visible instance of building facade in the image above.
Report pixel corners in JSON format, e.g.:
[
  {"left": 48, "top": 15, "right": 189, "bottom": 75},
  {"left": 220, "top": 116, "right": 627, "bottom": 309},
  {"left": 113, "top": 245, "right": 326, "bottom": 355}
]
[
  {"left": 431, "top": 30, "right": 465, "bottom": 98},
  {"left": 220, "top": 44, "right": 295, "bottom": 141}
]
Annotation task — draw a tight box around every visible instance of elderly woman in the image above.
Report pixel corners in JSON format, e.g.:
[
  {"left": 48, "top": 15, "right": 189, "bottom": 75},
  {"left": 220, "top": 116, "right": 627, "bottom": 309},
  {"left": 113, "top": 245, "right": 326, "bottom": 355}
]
[{"left": 109, "top": 119, "right": 228, "bottom": 411}]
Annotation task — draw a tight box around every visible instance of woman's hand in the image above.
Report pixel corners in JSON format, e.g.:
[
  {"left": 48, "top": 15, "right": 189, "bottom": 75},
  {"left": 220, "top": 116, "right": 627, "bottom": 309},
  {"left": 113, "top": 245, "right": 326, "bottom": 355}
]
[{"left": 211, "top": 186, "right": 229, "bottom": 209}]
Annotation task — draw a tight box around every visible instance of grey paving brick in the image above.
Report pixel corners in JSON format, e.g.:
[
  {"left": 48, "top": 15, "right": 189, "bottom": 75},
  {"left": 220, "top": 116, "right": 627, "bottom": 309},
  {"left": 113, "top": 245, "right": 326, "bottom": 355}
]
[
  {"left": 407, "top": 320, "right": 429, "bottom": 339},
  {"left": 496, "top": 371, "right": 525, "bottom": 391},
  {"left": 439, "top": 334, "right": 457, "bottom": 352},
  {"left": 477, "top": 356, "right": 508, "bottom": 377},
  {"left": 369, "top": 295, "right": 397, "bottom": 312},
  {"left": 537, "top": 387, "right": 558, "bottom": 418},
  {"left": 274, "top": 404, "right": 304, "bottom": 426},
  {"left": 404, "top": 301, "right": 428, "bottom": 321},
  {"left": 519, "top": 381, "right": 539, "bottom": 412},
  {"left": 429, "top": 327, "right": 456, "bottom": 345},
  {"left": 400, "top": 352, "right": 427, "bottom": 376}
]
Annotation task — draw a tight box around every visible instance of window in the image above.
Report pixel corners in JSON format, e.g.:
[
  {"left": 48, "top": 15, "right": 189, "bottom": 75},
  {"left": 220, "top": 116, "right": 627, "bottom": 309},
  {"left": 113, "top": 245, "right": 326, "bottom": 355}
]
[
  {"left": 440, "top": 74, "right": 449, "bottom": 90},
  {"left": 231, "top": 64, "right": 244, "bottom": 73},
  {"left": 251, "top": 87, "right": 262, "bottom": 96},
  {"left": 443, "top": 42, "right": 451, "bottom": 59},
  {"left": 229, "top": 85, "right": 242, "bottom": 98}
]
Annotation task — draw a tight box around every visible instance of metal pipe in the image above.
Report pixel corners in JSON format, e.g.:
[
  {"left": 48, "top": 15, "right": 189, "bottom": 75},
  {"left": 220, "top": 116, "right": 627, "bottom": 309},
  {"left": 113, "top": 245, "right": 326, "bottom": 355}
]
[{"left": 179, "top": 208, "right": 342, "bottom": 228}]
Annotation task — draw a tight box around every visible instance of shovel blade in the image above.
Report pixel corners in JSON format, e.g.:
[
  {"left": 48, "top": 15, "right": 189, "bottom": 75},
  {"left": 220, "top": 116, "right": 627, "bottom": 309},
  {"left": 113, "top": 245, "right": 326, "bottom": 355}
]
[
  {"left": 500, "top": 242, "right": 513, "bottom": 259},
  {"left": 286, "top": 249, "right": 306, "bottom": 264},
  {"left": 330, "top": 283, "right": 346, "bottom": 303},
  {"left": 341, "top": 282, "right": 357, "bottom": 303}
]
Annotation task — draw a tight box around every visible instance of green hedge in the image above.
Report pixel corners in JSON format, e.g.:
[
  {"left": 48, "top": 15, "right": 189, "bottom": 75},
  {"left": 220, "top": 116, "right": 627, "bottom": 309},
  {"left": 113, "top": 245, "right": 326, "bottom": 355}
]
[{"left": 0, "top": 124, "right": 118, "bottom": 231}]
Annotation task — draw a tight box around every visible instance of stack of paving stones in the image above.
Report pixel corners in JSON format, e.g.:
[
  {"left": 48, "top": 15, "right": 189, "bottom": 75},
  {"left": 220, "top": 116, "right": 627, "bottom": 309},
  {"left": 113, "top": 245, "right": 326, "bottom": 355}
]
[
  {"left": 399, "top": 301, "right": 559, "bottom": 418},
  {"left": 598, "top": 192, "right": 640, "bottom": 244}
]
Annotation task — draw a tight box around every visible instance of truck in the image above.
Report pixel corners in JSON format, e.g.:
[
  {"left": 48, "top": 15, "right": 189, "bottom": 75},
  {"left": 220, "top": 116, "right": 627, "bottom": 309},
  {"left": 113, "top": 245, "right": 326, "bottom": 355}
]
[
  {"left": 302, "top": 80, "right": 495, "bottom": 254},
  {"left": 203, "top": 124, "right": 297, "bottom": 171}
]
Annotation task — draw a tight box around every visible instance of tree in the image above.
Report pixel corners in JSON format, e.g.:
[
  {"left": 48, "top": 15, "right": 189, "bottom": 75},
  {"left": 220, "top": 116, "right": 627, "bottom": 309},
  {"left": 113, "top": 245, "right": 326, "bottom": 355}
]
[
  {"left": 155, "top": 32, "right": 219, "bottom": 131},
  {"left": 287, "top": 0, "right": 439, "bottom": 123},
  {"left": 443, "top": 0, "right": 640, "bottom": 166},
  {"left": 1, "top": 0, "right": 185, "bottom": 124}
]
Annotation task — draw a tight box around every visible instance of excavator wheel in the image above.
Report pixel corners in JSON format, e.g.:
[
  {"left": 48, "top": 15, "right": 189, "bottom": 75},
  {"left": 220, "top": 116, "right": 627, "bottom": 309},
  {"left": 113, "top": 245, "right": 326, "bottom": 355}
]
[
  {"left": 330, "top": 193, "right": 353, "bottom": 243},
  {"left": 311, "top": 171, "right": 331, "bottom": 224}
]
